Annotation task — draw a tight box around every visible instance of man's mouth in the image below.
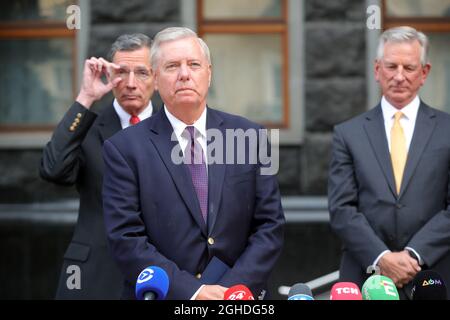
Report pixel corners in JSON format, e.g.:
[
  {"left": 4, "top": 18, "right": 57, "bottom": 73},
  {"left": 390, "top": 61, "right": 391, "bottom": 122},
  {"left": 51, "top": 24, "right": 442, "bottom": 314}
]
[
  {"left": 123, "top": 95, "right": 139, "bottom": 100},
  {"left": 176, "top": 88, "right": 194, "bottom": 93}
]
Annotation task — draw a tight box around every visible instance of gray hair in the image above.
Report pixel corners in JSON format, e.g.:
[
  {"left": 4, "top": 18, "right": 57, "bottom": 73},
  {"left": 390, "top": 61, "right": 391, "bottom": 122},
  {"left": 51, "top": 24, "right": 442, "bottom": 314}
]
[
  {"left": 150, "top": 27, "right": 211, "bottom": 70},
  {"left": 108, "top": 33, "right": 152, "bottom": 62},
  {"left": 376, "top": 26, "right": 429, "bottom": 66}
]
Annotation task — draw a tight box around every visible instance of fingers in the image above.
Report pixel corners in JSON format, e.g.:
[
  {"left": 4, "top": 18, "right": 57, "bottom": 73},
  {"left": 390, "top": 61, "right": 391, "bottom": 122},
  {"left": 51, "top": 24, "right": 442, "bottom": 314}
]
[
  {"left": 85, "top": 57, "right": 119, "bottom": 76},
  {"left": 196, "top": 285, "right": 228, "bottom": 300},
  {"left": 104, "top": 76, "right": 123, "bottom": 91}
]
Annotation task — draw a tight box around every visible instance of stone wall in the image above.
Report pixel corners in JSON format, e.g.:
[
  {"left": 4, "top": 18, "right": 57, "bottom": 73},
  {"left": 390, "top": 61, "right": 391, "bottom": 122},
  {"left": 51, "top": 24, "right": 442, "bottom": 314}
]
[{"left": 280, "top": 0, "right": 367, "bottom": 195}]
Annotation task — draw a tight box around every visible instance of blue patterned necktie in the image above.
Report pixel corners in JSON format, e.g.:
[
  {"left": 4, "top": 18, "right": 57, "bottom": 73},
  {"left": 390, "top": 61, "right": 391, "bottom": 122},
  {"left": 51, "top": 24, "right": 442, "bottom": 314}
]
[{"left": 184, "top": 126, "right": 208, "bottom": 223}]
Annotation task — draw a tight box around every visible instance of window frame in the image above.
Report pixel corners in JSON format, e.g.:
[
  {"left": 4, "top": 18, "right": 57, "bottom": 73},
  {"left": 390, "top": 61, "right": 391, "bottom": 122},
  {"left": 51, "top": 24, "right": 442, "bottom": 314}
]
[
  {"left": 382, "top": 0, "right": 450, "bottom": 32},
  {"left": 196, "top": 0, "right": 294, "bottom": 132},
  {"left": 0, "top": 0, "right": 91, "bottom": 148}
]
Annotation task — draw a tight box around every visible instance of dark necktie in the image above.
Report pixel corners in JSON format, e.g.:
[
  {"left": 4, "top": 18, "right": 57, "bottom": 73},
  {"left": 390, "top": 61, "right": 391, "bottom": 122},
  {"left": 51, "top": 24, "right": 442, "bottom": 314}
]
[
  {"left": 130, "top": 115, "right": 140, "bottom": 125},
  {"left": 184, "top": 126, "right": 208, "bottom": 223}
]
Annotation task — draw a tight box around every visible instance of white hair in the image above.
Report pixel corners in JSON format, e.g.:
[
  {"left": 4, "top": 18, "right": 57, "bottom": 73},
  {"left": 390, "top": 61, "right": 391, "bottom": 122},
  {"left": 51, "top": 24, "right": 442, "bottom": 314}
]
[
  {"left": 376, "top": 26, "right": 429, "bottom": 66},
  {"left": 150, "top": 27, "right": 211, "bottom": 70}
]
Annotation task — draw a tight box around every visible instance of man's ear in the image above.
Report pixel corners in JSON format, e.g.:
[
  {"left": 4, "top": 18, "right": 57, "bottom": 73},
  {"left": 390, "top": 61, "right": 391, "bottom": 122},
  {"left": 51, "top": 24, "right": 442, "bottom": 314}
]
[
  {"left": 208, "top": 65, "right": 212, "bottom": 87},
  {"left": 421, "top": 62, "right": 431, "bottom": 85},
  {"left": 374, "top": 59, "right": 381, "bottom": 83}
]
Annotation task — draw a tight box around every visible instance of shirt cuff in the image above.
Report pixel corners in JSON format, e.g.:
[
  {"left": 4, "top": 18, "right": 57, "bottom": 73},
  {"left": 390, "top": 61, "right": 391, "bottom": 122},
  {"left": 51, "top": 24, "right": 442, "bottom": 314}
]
[
  {"left": 405, "top": 246, "right": 424, "bottom": 266},
  {"left": 191, "top": 285, "right": 205, "bottom": 300},
  {"left": 372, "top": 250, "right": 391, "bottom": 270}
]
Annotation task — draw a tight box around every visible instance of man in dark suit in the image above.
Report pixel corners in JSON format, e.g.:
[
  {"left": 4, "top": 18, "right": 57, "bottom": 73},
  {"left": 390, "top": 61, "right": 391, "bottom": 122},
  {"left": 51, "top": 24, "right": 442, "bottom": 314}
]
[
  {"left": 102, "top": 27, "right": 285, "bottom": 300},
  {"left": 328, "top": 26, "right": 450, "bottom": 299},
  {"left": 40, "top": 34, "right": 157, "bottom": 299}
]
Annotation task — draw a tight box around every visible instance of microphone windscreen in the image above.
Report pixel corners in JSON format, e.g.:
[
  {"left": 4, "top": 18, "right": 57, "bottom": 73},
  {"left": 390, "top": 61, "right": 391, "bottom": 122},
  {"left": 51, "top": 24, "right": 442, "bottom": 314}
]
[
  {"left": 135, "top": 266, "right": 169, "bottom": 300},
  {"left": 330, "top": 282, "right": 362, "bottom": 300},
  {"left": 411, "top": 270, "right": 447, "bottom": 300},
  {"left": 362, "top": 275, "right": 399, "bottom": 300},
  {"left": 288, "top": 283, "right": 314, "bottom": 300},
  {"left": 224, "top": 284, "right": 255, "bottom": 300}
]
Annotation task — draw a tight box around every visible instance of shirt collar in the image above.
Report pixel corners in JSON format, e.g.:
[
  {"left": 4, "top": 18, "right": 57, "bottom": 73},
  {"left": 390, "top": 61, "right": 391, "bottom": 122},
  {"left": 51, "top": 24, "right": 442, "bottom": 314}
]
[
  {"left": 381, "top": 95, "right": 420, "bottom": 122},
  {"left": 164, "top": 105, "right": 207, "bottom": 139},
  {"left": 113, "top": 98, "right": 153, "bottom": 129}
]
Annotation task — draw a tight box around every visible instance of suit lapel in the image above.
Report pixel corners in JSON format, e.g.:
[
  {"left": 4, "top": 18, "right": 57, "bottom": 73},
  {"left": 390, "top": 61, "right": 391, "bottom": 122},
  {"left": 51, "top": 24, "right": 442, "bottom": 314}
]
[
  {"left": 363, "top": 105, "right": 397, "bottom": 197},
  {"left": 399, "top": 103, "right": 436, "bottom": 197},
  {"left": 147, "top": 110, "right": 208, "bottom": 235},
  {"left": 98, "top": 104, "right": 122, "bottom": 143},
  {"left": 205, "top": 108, "right": 226, "bottom": 232}
]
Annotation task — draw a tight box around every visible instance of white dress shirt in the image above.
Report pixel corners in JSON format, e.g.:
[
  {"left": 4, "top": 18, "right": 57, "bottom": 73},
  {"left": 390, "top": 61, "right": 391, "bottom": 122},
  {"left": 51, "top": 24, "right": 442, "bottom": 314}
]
[
  {"left": 381, "top": 95, "right": 420, "bottom": 153},
  {"left": 164, "top": 105, "right": 208, "bottom": 167},
  {"left": 113, "top": 98, "right": 153, "bottom": 129}
]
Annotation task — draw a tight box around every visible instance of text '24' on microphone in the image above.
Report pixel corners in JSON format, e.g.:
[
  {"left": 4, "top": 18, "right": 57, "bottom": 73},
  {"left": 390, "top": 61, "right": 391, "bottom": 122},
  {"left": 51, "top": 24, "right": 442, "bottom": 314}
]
[
  {"left": 288, "top": 283, "right": 314, "bottom": 300},
  {"left": 135, "top": 266, "right": 169, "bottom": 300},
  {"left": 411, "top": 270, "right": 447, "bottom": 300},
  {"left": 361, "top": 275, "right": 399, "bottom": 300},
  {"left": 224, "top": 285, "right": 255, "bottom": 300},
  {"left": 330, "top": 282, "right": 362, "bottom": 300}
]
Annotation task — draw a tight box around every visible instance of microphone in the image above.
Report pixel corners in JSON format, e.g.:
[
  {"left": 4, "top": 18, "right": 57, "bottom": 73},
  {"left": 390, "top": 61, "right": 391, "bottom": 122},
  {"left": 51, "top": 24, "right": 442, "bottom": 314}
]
[
  {"left": 224, "top": 285, "right": 255, "bottom": 300},
  {"left": 287, "top": 283, "right": 314, "bottom": 300},
  {"left": 330, "top": 282, "right": 362, "bottom": 300},
  {"left": 135, "top": 266, "right": 169, "bottom": 300},
  {"left": 411, "top": 270, "right": 447, "bottom": 300},
  {"left": 361, "top": 275, "right": 399, "bottom": 300}
]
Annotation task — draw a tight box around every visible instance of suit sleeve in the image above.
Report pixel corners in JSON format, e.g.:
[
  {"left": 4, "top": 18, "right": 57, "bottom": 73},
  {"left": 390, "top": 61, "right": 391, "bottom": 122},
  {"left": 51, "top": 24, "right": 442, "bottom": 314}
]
[
  {"left": 218, "top": 129, "right": 285, "bottom": 298},
  {"left": 102, "top": 139, "right": 202, "bottom": 299},
  {"left": 39, "top": 102, "right": 97, "bottom": 185},
  {"left": 328, "top": 126, "right": 389, "bottom": 269},
  {"left": 407, "top": 173, "right": 450, "bottom": 267}
]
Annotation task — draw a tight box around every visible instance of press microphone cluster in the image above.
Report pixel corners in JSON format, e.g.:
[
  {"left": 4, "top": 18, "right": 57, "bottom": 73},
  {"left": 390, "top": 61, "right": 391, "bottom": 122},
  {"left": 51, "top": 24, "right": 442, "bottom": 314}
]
[
  {"left": 287, "top": 270, "right": 447, "bottom": 300},
  {"left": 135, "top": 266, "right": 169, "bottom": 300}
]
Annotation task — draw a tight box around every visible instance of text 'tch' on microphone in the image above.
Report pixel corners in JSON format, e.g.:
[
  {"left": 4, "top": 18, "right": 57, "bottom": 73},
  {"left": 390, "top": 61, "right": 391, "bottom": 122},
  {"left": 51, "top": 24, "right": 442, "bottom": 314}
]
[{"left": 330, "top": 282, "right": 362, "bottom": 300}]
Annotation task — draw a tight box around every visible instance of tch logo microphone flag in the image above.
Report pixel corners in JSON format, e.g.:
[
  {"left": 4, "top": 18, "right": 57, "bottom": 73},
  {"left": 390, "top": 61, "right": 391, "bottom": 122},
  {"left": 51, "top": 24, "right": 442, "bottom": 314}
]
[{"left": 330, "top": 282, "right": 362, "bottom": 300}]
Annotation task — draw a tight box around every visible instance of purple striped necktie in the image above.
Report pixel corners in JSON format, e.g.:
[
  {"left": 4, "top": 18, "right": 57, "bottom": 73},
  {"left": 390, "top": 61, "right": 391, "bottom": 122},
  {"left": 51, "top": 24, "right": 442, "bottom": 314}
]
[{"left": 184, "top": 126, "right": 208, "bottom": 223}]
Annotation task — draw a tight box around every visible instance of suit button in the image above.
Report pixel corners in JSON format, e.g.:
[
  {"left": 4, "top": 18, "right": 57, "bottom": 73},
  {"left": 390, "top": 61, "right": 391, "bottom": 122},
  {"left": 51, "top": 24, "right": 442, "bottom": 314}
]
[
  {"left": 196, "top": 273, "right": 202, "bottom": 279},
  {"left": 76, "top": 113, "right": 82, "bottom": 118},
  {"left": 74, "top": 118, "right": 80, "bottom": 124},
  {"left": 396, "top": 203, "right": 403, "bottom": 209},
  {"left": 69, "top": 126, "right": 75, "bottom": 132},
  {"left": 207, "top": 237, "right": 215, "bottom": 245}
]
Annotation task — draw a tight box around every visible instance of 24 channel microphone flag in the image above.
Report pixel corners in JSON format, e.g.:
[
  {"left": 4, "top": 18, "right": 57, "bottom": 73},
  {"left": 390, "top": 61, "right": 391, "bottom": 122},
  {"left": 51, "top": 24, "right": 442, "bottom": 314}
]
[
  {"left": 361, "top": 275, "right": 399, "bottom": 300},
  {"left": 135, "top": 266, "right": 169, "bottom": 300},
  {"left": 224, "top": 285, "right": 255, "bottom": 300}
]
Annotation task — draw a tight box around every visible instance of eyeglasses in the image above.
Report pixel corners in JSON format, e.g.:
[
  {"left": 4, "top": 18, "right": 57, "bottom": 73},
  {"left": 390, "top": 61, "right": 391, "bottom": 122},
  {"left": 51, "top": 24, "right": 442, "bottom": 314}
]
[{"left": 112, "top": 66, "right": 151, "bottom": 82}]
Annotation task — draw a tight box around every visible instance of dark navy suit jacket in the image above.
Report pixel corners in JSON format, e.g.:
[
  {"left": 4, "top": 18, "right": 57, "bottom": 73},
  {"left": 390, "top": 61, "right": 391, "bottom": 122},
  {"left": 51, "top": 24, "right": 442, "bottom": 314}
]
[{"left": 102, "top": 107, "right": 285, "bottom": 299}]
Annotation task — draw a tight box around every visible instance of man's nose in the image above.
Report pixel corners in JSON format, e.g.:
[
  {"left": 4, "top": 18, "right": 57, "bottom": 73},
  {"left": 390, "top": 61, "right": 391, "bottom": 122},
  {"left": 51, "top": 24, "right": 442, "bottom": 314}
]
[
  {"left": 127, "top": 71, "right": 137, "bottom": 88},
  {"left": 178, "top": 64, "right": 190, "bottom": 81},
  {"left": 394, "top": 66, "right": 405, "bottom": 82}
]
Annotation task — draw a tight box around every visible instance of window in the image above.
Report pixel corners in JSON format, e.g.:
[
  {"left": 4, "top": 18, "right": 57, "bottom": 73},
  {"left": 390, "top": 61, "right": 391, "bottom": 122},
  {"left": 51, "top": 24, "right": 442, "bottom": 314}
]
[
  {"left": 0, "top": 0, "right": 76, "bottom": 133},
  {"left": 383, "top": 0, "right": 450, "bottom": 113},
  {"left": 197, "top": 0, "right": 295, "bottom": 132}
]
